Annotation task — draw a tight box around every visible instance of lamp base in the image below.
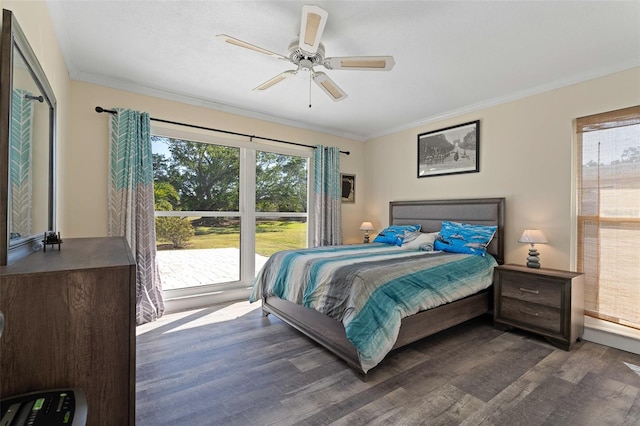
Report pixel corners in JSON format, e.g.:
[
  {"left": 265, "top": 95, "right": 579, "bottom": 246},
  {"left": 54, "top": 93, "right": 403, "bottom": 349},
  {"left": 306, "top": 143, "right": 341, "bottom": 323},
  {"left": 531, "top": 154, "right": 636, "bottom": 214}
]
[
  {"left": 526, "top": 247, "right": 541, "bottom": 268},
  {"left": 363, "top": 233, "right": 370, "bottom": 244}
]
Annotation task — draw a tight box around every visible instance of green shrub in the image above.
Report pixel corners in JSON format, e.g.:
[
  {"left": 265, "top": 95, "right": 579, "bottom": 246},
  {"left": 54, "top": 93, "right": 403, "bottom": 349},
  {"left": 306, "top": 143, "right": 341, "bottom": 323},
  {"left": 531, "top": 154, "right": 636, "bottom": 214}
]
[{"left": 156, "top": 217, "right": 194, "bottom": 248}]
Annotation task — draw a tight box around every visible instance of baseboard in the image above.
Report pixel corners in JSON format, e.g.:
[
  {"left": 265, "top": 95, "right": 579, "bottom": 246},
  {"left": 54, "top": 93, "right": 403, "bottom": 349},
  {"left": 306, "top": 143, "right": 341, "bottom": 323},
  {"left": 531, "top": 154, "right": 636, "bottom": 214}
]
[{"left": 582, "top": 316, "right": 640, "bottom": 355}]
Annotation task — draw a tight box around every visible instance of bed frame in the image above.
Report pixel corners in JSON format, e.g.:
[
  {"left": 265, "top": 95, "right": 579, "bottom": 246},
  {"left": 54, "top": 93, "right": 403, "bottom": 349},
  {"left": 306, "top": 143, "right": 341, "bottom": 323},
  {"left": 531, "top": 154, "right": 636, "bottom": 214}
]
[{"left": 262, "top": 197, "right": 505, "bottom": 375}]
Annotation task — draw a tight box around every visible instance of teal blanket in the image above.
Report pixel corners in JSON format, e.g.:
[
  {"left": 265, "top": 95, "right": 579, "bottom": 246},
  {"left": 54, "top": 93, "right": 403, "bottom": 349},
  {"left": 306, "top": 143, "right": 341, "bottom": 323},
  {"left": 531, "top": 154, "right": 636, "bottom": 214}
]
[{"left": 250, "top": 244, "right": 497, "bottom": 372}]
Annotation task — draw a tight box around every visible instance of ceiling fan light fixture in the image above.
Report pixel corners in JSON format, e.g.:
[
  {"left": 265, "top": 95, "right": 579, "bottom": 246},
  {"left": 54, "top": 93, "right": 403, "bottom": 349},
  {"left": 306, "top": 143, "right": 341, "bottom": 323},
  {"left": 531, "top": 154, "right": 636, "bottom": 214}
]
[{"left": 313, "top": 72, "right": 347, "bottom": 101}]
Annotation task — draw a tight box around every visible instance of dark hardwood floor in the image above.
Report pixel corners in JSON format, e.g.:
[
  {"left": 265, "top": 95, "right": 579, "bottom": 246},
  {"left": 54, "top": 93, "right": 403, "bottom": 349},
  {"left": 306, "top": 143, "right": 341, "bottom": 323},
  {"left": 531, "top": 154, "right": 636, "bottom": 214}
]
[{"left": 136, "top": 301, "right": 640, "bottom": 425}]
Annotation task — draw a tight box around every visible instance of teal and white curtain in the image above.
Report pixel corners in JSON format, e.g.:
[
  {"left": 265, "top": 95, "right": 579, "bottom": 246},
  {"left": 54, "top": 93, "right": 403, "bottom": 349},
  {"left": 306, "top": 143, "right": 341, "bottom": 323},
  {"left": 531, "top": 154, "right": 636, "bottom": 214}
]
[
  {"left": 9, "top": 89, "right": 34, "bottom": 238},
  {"left": 108, "top": 108, "right": 164, "bottom": 324},
  {"left": 312, "top": 145, "right": 342, "bottom": 246}
]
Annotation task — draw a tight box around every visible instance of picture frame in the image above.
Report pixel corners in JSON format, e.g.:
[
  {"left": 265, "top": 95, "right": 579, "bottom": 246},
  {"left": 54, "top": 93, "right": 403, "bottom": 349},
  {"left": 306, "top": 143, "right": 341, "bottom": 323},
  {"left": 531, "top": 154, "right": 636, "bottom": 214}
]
[
  {"left": 341, "top": 173, "right": 355, "bottom": 203},
  {"left": 417, "top": 120, "right": 480, "bottom": 178}
]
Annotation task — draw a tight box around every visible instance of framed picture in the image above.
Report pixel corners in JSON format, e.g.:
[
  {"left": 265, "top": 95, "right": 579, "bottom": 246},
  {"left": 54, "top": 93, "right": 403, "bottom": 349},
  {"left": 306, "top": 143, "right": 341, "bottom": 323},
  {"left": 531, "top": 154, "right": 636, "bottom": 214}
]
[
  {"left": 341, "top": 173, "right": 355, "bottom": 203},
  {"left": 417, "top": 120, "right": 480, "bottom": 178}
]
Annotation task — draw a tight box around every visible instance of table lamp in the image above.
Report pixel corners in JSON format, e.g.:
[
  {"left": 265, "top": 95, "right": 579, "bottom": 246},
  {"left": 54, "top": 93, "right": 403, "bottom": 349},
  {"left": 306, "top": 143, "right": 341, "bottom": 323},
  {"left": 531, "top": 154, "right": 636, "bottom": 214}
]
[
  {"left": 518, "top": 229, "right": 548, "bottom": 268},
  {"left": 360, "top": 221, "right": 374, "bottom": 243}
]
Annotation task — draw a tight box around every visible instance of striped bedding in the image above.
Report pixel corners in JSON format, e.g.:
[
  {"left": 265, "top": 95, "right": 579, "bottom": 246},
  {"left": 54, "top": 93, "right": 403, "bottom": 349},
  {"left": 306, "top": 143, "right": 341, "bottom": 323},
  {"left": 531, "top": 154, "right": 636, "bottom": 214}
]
[{"left": 250, "top": 243, "right": 497, "bottom": 372}]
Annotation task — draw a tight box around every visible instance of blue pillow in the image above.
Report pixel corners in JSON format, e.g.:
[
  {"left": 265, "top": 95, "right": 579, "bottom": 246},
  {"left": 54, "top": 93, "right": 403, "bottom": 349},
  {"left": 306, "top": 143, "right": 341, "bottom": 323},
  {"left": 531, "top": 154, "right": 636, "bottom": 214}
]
[
  {"left": 434, "top": 221, "right": 497, "bottom": 256},
  {"left": 373, "top": 224, "right": 421, "bottom": 246}
]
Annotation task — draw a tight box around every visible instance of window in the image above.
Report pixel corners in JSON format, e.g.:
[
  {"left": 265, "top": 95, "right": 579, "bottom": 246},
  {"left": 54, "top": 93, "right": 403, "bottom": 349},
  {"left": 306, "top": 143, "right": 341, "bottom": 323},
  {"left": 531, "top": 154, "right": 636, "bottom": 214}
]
[
  {"left": 151, "top": 128, "right": 311, "bottom": 301},
  {"left": 576, "top": 105, "right": 640, "bottom": 330},
  {"left": 255, "top": 150, "right": 308, "bottom": 274}
]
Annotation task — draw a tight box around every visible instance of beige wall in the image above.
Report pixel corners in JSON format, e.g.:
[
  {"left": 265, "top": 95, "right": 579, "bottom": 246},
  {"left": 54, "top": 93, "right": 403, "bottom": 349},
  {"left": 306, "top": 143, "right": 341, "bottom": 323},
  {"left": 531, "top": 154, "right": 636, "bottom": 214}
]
[
  {"left": 1, "top": 2, "right": 69, "bottom": 91},
  {"left": 66, "top": 81, "right": 365, "bottom": 241},
  {"left": 365, "top": 67, "right": 640, "bottom": 270}
]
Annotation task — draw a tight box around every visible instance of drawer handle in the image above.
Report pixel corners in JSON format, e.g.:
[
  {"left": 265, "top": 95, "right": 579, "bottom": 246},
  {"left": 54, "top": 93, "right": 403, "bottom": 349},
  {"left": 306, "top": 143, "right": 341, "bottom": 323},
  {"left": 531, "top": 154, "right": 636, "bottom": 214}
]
[
  {"left": 519, "top": 287, "right": 540, "bottom": 295},
  {"left": 519, "top": 308, "right": 540, "bottom": 317}
]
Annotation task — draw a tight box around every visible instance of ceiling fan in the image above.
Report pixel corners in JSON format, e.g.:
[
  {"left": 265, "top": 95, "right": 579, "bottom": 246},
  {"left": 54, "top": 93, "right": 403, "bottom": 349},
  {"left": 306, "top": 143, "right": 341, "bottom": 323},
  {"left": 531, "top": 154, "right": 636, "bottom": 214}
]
[{"left": 217, "top": 4, "right": 395, "bottom": 103}]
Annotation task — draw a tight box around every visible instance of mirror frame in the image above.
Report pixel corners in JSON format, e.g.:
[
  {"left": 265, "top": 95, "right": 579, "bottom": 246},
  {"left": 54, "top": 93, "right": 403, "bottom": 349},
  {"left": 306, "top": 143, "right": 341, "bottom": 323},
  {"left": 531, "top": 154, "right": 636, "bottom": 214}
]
[{"left": 0, "top": 9, "right": 56, "bottom": 265}]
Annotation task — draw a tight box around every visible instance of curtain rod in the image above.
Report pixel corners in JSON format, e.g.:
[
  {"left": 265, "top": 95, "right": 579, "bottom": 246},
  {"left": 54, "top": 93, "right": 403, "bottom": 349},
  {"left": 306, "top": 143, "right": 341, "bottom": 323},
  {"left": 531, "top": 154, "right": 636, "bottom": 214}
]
[{"left": 94, "top": 106, "right": 350, "bottom": 155}]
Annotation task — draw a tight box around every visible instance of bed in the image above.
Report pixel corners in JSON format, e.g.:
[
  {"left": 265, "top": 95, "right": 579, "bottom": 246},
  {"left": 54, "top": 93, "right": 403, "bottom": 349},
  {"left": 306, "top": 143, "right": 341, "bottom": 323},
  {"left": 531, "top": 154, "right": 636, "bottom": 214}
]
[{"left": 252, "top": 197, "right": 505, "bottom": 375}]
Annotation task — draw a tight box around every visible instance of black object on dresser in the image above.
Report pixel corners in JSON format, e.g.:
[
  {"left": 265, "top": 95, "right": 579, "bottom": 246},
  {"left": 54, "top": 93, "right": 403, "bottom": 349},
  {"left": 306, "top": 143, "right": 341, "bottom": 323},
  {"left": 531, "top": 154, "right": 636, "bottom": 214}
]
[
  {"left": 493, "top": 264, "right": 584, "bottom": 350},
  {"left": 0, "top": 388, "right": 87, "bottom": 425}
]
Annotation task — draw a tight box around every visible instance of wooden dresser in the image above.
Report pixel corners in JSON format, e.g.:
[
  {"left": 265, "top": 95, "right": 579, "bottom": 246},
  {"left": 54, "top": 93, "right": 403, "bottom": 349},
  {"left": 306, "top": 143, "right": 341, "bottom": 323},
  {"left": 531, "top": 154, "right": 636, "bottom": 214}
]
[
  {"left": 0, "top": 237, "right": 136, "bottom": 425},
  {"left": 493, "top": 264, "right": 584, "bottom": 350}
]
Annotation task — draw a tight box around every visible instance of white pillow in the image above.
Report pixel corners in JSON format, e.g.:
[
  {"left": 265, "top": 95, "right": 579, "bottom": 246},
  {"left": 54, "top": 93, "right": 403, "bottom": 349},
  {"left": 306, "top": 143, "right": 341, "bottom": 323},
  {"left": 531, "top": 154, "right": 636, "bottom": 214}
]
[{"left": 402, "top": 232, "right": 439, "bottom": 251}]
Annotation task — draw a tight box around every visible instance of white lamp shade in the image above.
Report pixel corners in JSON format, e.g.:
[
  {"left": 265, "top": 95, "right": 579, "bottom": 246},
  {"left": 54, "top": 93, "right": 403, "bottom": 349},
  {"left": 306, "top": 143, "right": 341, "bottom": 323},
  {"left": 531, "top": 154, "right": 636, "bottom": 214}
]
[
  {"left": 360, "top": 221, "right": 374, "bottom": 231},
  {"left": 518, "top": 229, "right": 548, "bottom": 244}
]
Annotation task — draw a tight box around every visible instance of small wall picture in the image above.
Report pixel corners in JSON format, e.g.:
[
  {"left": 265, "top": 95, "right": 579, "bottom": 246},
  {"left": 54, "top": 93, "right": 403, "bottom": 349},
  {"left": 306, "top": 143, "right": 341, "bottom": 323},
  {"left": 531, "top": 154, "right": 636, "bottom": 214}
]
[
  {"left": 417, "top": 120, "right": 480, "bottom": 178},
  {"left": 341, "top": 173, "right": 355, "bottom": 203}
]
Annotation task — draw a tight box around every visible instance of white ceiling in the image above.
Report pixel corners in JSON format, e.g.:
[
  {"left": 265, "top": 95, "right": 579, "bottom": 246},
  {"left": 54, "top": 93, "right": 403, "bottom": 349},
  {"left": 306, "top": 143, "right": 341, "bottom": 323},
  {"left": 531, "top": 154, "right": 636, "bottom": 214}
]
[{"left": 45, "top": 1, "right": 640, "bottom": 141}]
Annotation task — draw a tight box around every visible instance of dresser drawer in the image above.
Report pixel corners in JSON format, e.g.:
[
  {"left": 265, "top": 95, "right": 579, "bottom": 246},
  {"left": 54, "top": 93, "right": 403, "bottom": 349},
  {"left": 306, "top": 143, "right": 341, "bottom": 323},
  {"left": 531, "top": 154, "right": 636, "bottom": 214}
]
[
  {"left": 500, "top": 297, "right": 561, "bottom": 334},
  {"left": 501, "top": 275, "right": 561, "bottom": 308}
]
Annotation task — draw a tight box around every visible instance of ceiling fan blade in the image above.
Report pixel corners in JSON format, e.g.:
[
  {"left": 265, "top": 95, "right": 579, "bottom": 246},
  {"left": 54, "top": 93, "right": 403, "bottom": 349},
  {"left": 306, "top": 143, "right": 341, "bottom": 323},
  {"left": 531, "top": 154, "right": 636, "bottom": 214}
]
[
  {"left": 216, "top": 34, "right": 289, "bottom": 61},
  {"left": 324, "top": 56, "right": 396, "bottom": 71},
  {"left": 299, "top": 5, "right": 328, "bottom": 55},
  {"left": 312, "top": 72, "right": 347, "bottom": 101},
  {"left": 253, "top": 71, "right": 296, "bottom": 91}
]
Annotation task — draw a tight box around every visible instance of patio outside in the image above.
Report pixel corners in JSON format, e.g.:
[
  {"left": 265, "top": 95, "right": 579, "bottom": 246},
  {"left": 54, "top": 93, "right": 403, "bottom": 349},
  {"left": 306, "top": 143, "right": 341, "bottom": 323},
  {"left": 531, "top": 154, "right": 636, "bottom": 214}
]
[{"left": 157, "top": 248, "right": 269, "bottom": 290}]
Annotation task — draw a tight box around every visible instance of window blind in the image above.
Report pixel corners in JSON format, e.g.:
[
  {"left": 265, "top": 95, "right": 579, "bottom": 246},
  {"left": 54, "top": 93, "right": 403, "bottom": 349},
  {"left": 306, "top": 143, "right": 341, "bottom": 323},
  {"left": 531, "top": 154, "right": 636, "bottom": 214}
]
[{"left": 576, "top": 105, "right": 640, "bottom": 330}]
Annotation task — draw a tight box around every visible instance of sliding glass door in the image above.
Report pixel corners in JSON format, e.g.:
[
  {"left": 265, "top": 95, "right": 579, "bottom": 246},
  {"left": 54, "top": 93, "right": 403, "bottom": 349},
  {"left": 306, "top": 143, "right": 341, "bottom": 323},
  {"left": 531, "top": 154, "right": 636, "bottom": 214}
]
[{"left": 151, "top": 130, "right": 310, "bottom": 299}]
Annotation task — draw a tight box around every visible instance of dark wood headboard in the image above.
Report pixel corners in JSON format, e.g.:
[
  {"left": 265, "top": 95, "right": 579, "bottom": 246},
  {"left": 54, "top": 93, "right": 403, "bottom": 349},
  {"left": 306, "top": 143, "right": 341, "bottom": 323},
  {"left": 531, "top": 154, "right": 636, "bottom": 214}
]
[{"left": 389, "top": 198, "right": 505, "bottom": 264}]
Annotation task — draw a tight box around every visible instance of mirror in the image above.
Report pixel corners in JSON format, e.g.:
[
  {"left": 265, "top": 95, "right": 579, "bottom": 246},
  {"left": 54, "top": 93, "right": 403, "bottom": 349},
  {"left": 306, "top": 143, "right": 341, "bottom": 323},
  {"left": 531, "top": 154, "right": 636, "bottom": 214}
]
[{"left": 0, "top": 9, "right": 56, "bottom": 265}]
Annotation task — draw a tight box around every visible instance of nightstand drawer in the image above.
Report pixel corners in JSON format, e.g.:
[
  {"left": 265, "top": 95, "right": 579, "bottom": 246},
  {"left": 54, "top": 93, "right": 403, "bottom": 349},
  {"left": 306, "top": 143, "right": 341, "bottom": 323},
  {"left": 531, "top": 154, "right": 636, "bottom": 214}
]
[
  {"left": 500, "top": 297, "right": 561, "bottom": 334},
  {"left": 501, "top": 275, "right": 561, "bottom": 308}
]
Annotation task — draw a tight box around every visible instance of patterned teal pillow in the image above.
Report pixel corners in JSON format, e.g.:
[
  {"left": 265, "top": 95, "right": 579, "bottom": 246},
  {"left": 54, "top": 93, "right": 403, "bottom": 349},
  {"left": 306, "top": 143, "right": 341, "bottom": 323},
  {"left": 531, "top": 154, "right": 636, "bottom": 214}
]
[
  {"left": 373, "top": 224, "right": 421, "bottom": 246},
  {"left": 434, "top": 221, "right": 497, "bottom": 256}
]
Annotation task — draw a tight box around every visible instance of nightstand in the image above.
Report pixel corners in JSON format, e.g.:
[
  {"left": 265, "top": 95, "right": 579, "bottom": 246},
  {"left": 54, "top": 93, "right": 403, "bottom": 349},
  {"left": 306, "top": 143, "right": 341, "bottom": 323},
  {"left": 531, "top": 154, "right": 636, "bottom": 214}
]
[{"left": 493, "top": 264, "right": 584, "bottom": 350}]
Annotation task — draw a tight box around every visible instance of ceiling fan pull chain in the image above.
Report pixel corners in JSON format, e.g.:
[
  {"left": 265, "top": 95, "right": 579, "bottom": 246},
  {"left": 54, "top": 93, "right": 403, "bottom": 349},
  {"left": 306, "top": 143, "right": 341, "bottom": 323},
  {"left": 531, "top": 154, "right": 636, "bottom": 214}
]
[{"left": 308, "top": 71, "right": 312, "bottom": 108}]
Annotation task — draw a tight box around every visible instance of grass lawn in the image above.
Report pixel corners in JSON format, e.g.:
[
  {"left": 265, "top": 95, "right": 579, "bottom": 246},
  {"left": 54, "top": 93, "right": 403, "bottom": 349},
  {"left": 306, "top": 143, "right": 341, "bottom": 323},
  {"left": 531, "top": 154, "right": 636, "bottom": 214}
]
[{"left": 157, "top": 220, "right": 307, "bottom": 257}]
